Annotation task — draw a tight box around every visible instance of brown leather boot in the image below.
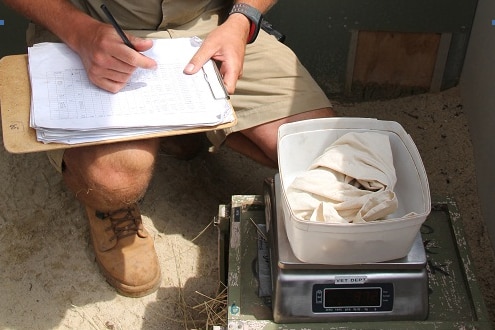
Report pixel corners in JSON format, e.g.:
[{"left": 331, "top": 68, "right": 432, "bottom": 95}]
[{"left": 86, "top": 204, "right": 161, "bottom": 297}]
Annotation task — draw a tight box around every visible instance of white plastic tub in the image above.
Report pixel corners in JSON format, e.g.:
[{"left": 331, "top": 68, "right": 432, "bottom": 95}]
[{"left": 278, "top": 118, "right": 431, "bottom": 264}]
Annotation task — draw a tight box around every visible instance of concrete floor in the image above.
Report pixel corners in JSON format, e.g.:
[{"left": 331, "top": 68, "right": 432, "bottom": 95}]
[{"left": 0, "top": 86, "right": 494, "bottom": 329}]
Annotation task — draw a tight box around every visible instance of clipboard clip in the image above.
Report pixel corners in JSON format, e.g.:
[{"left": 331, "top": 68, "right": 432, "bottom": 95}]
[
  {"left": 189, "top": 36, "right": 229, "bottom": 100},
  {"left": 201, "top": 63, "right": 230, "bottom": 100}
]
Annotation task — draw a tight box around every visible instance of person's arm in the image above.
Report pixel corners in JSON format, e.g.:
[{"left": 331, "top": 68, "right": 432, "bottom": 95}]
[
  {"left": 3, "top": 0, "right": 97, "bottom": 50},
  {"left": 184, "top": 0, "right": 278, "bottom": 94},
  {"left": 2, "top": 0, "right": 156, "bottom": 93}
]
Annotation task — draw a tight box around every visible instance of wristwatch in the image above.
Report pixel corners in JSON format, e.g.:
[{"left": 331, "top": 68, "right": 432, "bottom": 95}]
[{"left": 229, "top": 3, "right": 263, "bottom": 44}]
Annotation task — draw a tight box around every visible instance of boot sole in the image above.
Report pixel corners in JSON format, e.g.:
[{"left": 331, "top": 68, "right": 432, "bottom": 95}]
[{"left": 96, "top": 257, "right": 162, "bottom": 298}]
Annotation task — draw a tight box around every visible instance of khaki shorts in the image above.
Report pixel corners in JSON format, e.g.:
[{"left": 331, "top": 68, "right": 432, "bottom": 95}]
[{"left": 33, "top": 10, "right": 332, "bottom": 172}]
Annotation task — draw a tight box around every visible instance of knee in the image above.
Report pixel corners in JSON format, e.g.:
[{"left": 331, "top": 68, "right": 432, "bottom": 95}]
[
  {"left": 88, "top": 154, "right": 154, "bottom": 192},
  {"left": 64, "top": 139, "right": 159, "bottom": 192}
]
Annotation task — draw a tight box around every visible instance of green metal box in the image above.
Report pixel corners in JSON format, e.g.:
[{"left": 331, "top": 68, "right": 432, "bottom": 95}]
[{"left": 219, "top": 194, "right": 492, "bottom": 329}]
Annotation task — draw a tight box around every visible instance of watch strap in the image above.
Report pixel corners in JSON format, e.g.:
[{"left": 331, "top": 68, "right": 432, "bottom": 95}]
[{"left": 229, "top": 3, "right": 262, "bottom": 44}]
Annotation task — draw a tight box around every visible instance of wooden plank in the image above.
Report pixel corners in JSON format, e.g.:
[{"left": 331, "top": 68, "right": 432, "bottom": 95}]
[{"left": 349, "top": 31, "right": 441, "bottom": 99}]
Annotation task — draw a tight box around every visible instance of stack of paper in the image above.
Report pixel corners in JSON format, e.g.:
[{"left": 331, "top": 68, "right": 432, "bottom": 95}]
[{"left": 27, "top": 37, "right": 235, "bottom": 144}]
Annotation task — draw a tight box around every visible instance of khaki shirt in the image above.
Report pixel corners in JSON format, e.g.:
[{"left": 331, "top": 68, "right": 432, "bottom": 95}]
[{"left": 70, "top": 0, "right": 228, "bottom": 30}]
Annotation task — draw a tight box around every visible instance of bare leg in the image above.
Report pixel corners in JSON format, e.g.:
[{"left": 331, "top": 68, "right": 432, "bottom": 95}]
[
  {"left": 225, "top": 108, "right": 335, "bottom": 168},
  {"left": 62, "top": 138, "right": 160, "bottom": 212},
  {"left": 61, "top": 138, "right": 162, "bottom": 297}
]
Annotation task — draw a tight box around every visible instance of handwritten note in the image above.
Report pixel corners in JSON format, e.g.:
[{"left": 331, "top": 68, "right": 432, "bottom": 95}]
[{"left": 28, "top": 38, "right": 234, "bottom": 144}]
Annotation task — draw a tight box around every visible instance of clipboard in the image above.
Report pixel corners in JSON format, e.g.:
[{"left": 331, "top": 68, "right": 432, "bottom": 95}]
[{"left": 0, "top": 54, "right": 237, "bottom": 154}]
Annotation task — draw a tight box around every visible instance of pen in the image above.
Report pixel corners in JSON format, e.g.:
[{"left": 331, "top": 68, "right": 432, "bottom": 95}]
[{"left": 100, "top": 4, "right": 136, "bottom": 50}]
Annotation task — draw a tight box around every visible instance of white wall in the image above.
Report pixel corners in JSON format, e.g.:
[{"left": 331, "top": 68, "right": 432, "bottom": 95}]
[{"left": 461, "top": 0, "right": 495, "bottom": 251}]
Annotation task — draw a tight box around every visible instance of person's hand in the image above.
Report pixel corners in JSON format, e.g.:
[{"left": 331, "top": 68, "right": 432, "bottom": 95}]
[
  {"left": 184, "top": 14, "right": 251, "bottom": 94},
  {"left": 74, "top": 21, "right": 157, "bottom": 93}
]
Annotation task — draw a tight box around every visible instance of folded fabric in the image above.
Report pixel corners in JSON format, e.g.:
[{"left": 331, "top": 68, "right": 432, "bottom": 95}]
[{"left": 286, "top": 131, "right": 399, "bottom": 223}]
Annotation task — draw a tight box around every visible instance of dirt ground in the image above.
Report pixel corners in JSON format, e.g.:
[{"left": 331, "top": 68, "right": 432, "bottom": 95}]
[{"left": 0, "top": 86, "right": 494, "bottom": 329}]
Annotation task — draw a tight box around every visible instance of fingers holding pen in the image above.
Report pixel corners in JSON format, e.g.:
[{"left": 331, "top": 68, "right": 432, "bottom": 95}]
[
  {"left": 82, "top": 25, "right": 157, "bottom": 93},
  {"left": 93, "top": 3, "right": 156, "bottom": 91},
  {"left": 112, "top": 35, "right": 157, "bottom": 71}
]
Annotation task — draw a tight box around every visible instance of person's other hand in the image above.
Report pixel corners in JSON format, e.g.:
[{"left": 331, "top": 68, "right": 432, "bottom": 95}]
[
  {"left": 75, "top": 21, "right": 157, "bottom": 93},
  {"left": 183, "top": 14, "right": 250, "bottom": 94}
]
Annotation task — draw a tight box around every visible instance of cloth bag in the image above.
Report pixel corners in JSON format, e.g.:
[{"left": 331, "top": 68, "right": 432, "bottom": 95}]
[{"left": 286, "top": 131, "right": 399, "bottom": 223}]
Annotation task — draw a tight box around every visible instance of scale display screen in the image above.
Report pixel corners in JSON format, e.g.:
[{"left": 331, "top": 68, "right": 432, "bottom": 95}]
[
  {"left": 324, "top": 287, "right": 381, "bottom": 308},
  {"left": 313, "top": 283, "right": 394, "bottom": 313}
]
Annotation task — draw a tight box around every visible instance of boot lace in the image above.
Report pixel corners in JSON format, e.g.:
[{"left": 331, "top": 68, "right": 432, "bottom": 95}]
[{"left": 96, "top": 206, "right": 142, "bottom": 241}]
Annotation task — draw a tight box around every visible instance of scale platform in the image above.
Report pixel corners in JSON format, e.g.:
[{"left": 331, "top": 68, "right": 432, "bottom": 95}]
[{"left": 216, "top": 175, "right": 492, "bottom": 329}]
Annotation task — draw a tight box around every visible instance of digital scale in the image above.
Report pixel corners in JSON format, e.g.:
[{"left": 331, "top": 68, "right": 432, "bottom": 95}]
[
  {"left": 266, "top": 175, "right": 428, "bottom": 323},
  {"left": 216, "top": 175, "right": 492, "bottom": 329}
]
